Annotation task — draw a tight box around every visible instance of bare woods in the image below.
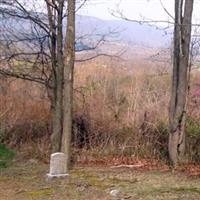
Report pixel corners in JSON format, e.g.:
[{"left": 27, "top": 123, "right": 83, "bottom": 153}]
[{"left": 0, "top": 0, "right": 199, "bottom": 168}]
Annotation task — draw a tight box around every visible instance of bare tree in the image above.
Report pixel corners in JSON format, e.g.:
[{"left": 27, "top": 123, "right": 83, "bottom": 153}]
[
  {"left": 43, "top": 0, "right": 62, "bottom": 153},
  {"left": 0, "top": 0, "right": 119, "bottom": 164},
  {"left": 169, "top": 0, "right": 194, "bottom": 167},
  {"left": 62, "top": 0, "right": 75, "bottom": 169},
  {"left": 0, "top": 0, "right": 64, "bottom": 152}
]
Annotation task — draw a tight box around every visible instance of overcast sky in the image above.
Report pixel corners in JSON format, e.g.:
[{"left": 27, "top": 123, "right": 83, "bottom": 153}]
[{"left": 78, "top": 0, "right": 200, "bottom": 23}]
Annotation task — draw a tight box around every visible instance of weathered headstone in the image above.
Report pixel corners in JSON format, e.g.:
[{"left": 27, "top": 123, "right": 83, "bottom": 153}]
[
  {"left": 47, "top": 152, "right": 68, "bottom": 179},
  {"left": 110, "top": 189, "right": 120, "bottom": 197}
]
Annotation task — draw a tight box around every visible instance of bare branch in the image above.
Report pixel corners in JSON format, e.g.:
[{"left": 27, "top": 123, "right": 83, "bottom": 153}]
[{"left": 0, "top": 69, "right": 47, "bottom": 85}]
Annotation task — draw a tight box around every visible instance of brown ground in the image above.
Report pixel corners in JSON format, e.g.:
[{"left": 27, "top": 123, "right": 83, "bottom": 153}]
[{"left": 0, "top": 161, "right": 200, "bottom": 200}]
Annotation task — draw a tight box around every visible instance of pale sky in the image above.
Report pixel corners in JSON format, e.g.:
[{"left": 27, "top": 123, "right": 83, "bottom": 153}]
[
  {"left": 28, "top": 0, "right": 200, "bottom": 25},
  {"left": 78, "top": 0, "right": 200, "bottom": 23}
]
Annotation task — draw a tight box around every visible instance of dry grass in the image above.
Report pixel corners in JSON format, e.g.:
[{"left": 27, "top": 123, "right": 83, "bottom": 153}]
[
  {"left": 1, "top": 161, "right": 200, "bottom": 200},
  {"left": 74, "top": 60, "right": 171, "bottom": 159},
  {"left": 1, "top": 58, "right": 200, "bottom": 162}
]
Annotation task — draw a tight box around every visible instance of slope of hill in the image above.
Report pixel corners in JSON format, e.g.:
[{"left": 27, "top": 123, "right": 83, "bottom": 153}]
[
  {"left": 0, "top": 13, "right": 171, "bottom": 49},
  {"left": 76, "top": 15, "right": 171, "bottom": 48}
]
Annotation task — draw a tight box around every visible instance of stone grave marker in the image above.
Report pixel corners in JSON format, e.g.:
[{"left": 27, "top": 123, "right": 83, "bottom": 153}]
[{"left": 47, "top": 152, "right": 68, "bottom": 179}]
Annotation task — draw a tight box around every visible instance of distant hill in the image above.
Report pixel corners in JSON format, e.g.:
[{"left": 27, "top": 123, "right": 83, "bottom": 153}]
[
  {"left": 76, "top": 15, "right": 172, "bottom": 48},
  {"left": 0, "top": 13, "right": 171, "bottom": 49}
]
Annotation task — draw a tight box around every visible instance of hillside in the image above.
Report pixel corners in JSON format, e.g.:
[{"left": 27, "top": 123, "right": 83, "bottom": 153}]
[
  {"left": 76, "top": 15, "right": 171, "bottom": 48},
  {"left": 0, "top": 13, "right": 171, "bottom": 49}
]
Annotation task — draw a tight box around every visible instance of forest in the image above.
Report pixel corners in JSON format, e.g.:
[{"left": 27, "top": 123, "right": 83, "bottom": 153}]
[{"left": 0, "top": 0, "right": 200, "bottom": 200}]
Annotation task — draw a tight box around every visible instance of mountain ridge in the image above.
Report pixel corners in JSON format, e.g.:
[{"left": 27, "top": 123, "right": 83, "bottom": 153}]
[
  {"left": 76, "top": 15, "right": 171, "bottom": 48},
  {"left": 0, "top": 13, "right": 171, "bottom": 48}
]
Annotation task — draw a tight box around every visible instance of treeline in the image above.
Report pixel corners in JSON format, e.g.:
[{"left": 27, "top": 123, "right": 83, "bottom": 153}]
[{"left": 0, "top": 0, "right": 197, "bottom": 170}]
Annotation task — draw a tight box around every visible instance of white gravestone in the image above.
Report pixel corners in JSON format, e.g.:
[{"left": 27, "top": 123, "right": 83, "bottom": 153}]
[{"left": 47, "top": 152, "right": 68, "bottom": 179}]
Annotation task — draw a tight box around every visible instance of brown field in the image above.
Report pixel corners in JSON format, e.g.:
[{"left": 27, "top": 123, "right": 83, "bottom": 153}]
[
  {"left": 1, "top": 52, "right": 200, "bottom": 162},
  {"left": 1, "top": 161, "right": 200, "bottom": 200}
]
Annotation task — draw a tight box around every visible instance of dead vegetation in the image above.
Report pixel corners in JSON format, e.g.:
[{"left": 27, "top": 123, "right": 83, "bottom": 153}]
[
  {"left": 1, "top": 161, "right": 200, "bottom": 200},
  {"left": 0, "top": 58, "right": 200, "bottom": 163}
]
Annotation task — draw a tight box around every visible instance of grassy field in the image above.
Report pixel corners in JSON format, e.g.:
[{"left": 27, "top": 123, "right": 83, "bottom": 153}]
[{"left": 0, "top": 162, "right": 200, "bottom": 200}]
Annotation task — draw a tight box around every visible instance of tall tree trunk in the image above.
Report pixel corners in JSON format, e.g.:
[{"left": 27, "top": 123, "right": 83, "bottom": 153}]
[
  {"left": 52, "top": 0, "right": 65, "bottom": 152},
  {"left": 62, "top": 0, "right": 76, "bottom": 170},
  {"left": 169, "top": 0, "right": 194, "bottom": 167},
  {"left": 46, "top": 0, "right": 64, "bottom": 153},
  {"left": 51, "top": 81, "right": 63, "bottom": 152}
]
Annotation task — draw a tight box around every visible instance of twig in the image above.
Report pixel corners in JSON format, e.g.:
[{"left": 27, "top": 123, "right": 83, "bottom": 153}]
[{"left": 110, "top": 164, "right": 144, "bottom": 169}]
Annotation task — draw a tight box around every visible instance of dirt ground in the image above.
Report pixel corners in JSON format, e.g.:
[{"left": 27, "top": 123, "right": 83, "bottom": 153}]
[{"left": 0, "top": 161, "right": 200, "bottom": 200}]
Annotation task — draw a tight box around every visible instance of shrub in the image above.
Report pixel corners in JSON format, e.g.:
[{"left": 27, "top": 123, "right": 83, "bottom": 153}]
[
  {"left": 186, "top": 117, "right": 200, "bottom": 163},
  {"left": 0, "top": 144, "right": 15, "bottom": 168}
]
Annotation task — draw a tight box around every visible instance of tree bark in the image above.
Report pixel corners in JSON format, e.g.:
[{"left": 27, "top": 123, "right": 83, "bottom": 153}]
[
  {"left": 46, "top": 0, "right": 65, "bottom": 153},
  {"left": 62, "top": 0, "right": 76, "bottom": 170},
  {"left": 169, "top": 0, "right": 194, "bottom": 167}
]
